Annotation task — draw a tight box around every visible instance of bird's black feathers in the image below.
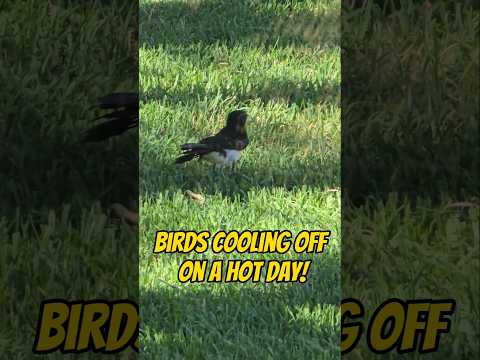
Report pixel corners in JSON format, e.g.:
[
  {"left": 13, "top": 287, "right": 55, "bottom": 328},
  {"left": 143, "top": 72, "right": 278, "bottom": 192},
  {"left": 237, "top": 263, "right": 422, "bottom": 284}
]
[
  {"left": 82, "top": 92, "right": 138, "bottom": 142},
  {"left": 175, "top": 153, "right": 197, "bottom": 164}
]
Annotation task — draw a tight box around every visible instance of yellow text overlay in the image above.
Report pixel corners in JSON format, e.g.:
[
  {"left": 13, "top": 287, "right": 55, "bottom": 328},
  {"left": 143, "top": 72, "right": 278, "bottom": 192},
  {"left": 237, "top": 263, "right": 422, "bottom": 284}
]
[
  {"left": 341, "top": 298, "right": 456, "bottom": 355},
  {"left": 177, "top": 259, "right": 312, "bottom": 283},
  {"left": 153, "top": 230, "right": 330, "bottom": 254},
  {"left": 153, "top": 230, "right": 330, "bottom": 284},
  {"left": 33, "top": 300, "right": 138, "bottom": 354}
]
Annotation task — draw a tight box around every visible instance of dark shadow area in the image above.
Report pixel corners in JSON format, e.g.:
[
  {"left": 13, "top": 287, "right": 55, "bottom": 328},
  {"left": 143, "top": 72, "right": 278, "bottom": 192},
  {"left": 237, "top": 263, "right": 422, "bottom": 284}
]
[
  {"left": 140, "top": 255, "right": 340, "bottom": 358},
  {"left": 0, "top": 0, "right": 139, "bottom": 217},
  {"left": 141, "top": 153, "right": 339, "bottom": 201},
  {"left": 0, "top": 1, "right": 138, "bottom": 358},
  {"left": 140, "top": 0, "right": 339, "bottom": 50},
  {"left": 143, "top": 77, "right": 340, "bottom": 111},
  {"left": 0, "top": 129, "right": 138, "bottom": 220},
  {"left": 341, "top": 1, "right": 478, "bottom": 208},
  {"left": 342, "top": 1, "right": 479, "bottom": 357},
  {"left": 345, "top": 0, "right": 480, "bottom": 15}
]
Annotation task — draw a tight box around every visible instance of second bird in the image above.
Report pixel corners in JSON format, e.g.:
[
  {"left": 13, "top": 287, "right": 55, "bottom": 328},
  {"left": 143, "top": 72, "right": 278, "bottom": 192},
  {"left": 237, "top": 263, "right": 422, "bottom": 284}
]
[{"left": 175, "top": 110, "right": 250, "bottom": 169}]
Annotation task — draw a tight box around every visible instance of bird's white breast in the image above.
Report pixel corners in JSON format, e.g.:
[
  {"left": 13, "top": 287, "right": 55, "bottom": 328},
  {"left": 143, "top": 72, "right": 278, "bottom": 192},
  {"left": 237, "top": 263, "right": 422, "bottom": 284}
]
[{"left": 204, "top": 149, "right": 241, "bottom": 166}]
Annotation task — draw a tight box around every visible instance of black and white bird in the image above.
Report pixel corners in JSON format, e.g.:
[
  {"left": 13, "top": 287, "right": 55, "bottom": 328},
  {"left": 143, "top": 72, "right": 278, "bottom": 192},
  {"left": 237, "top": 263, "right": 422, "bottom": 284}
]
[
  {"left": 82, "top": 92, "right": 138, "bottom": 142},
  {"left": 175, "top": 110, "right": 249, "bottom": 169}
]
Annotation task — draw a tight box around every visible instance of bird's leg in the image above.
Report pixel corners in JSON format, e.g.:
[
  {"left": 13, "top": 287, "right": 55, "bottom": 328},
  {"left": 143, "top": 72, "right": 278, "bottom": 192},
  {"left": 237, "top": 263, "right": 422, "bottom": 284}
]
[
  {"left": 219, "top": 164, "right": 228, "bottom": 180},
  {"left": 212, "top": 163, "right": 221, "bottom": 182}
]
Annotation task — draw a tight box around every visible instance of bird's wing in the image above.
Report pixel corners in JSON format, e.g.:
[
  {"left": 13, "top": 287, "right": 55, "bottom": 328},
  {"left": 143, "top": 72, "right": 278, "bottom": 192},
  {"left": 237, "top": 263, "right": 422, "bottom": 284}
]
[
  {"left": 180, "top": 143, "right": 212, "bottom": 151},
  {"left": 200, "top": 134, "right": 236, "bottom": 150},
  {"left": 82, "top": 93, "right": 138, "bottom": 143}
]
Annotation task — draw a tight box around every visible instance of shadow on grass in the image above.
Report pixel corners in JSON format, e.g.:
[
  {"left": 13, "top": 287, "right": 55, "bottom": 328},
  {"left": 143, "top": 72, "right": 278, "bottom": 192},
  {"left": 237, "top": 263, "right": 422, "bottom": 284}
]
[
  {"left": 0, "top": 127, "right": 139, "bottom": 221},
  {"left": 0, "top": 0, "right": 139, "bottom": 220},
  {"left": 341, "top": 2, "right": 479, "bottom": 207},
  {"left": 143, "top": 76, "right": 340, "bottom": 111},
  {"left": 1, "top": 2, "right": 139, "bottom": 356},
  {"left": 141, "top": 152, "right": 339, "bottom": 200},
  {"left": 140, "top": 0, "right": 338, "bottom": 50},
  {"left": 140, "top": 260, "right": 340, "bottom": 358},
  {"left": 340, "top": 3, "right": 479, "bottom": 357}
]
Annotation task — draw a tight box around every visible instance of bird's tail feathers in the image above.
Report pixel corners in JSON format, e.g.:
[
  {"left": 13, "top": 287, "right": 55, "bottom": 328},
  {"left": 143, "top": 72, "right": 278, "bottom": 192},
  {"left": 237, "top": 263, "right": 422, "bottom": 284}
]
[
  {"left": 82, "top": 118, "right": 135, "bottom": 143},
  {"left": 175, "top": 143, "right": 213, "bottom": 164},
  {"left": 175, "top": 153, "right": 196, "bottom": 164}
]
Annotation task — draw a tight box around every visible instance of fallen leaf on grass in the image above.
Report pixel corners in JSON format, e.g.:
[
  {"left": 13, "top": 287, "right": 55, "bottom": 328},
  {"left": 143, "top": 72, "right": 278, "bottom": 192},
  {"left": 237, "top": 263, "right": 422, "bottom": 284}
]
[
  {"left": 110, "top": 203, "right": 139, "bottom": 225},
  {"left": 185, "top": 190, "right": 205, "bottom": 205},
  {"left": 326, "top": 188, "right": 340, "bottom": 193},
  {"left": 445, "top": 202, "right": 479, "bottom": 209}
]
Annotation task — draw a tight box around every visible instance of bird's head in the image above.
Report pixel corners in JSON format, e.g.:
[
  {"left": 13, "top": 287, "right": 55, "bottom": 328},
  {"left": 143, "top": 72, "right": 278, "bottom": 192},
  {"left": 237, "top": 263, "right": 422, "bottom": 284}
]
[{"left": 226, "top": 110, "right": 248, "bottom": 135}]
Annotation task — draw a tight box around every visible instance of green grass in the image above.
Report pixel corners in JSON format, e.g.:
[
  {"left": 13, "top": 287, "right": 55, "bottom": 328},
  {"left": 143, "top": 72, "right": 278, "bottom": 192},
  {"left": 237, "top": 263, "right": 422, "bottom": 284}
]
[
  {"left": 139, "top": 0, "right": 341, "bottom": 359},
  {"left": 343, "top": 197, "right": 479, "bottom": 359},
  {"left": 1, "top": 1, "right": 137, "bottom": 358},
  {"left": 342, "top": 2, "right": 479, "bottom": 358},
  {"left": 342, "top": 1, "right": 479, "bottom": 202}
]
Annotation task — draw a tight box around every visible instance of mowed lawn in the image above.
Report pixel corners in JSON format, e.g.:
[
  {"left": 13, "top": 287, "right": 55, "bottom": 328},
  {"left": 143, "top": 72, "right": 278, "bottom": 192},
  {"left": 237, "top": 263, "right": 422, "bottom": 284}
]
[{"left": 139, "top": 0, "right": 341, "bottom": 359}]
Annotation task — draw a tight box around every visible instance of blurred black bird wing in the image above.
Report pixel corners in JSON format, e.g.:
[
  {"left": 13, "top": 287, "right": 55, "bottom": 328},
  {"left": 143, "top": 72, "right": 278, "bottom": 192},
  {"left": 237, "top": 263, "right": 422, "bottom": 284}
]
[{"left": 82, "top": 92, "right": 138, "bottom": 143}]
